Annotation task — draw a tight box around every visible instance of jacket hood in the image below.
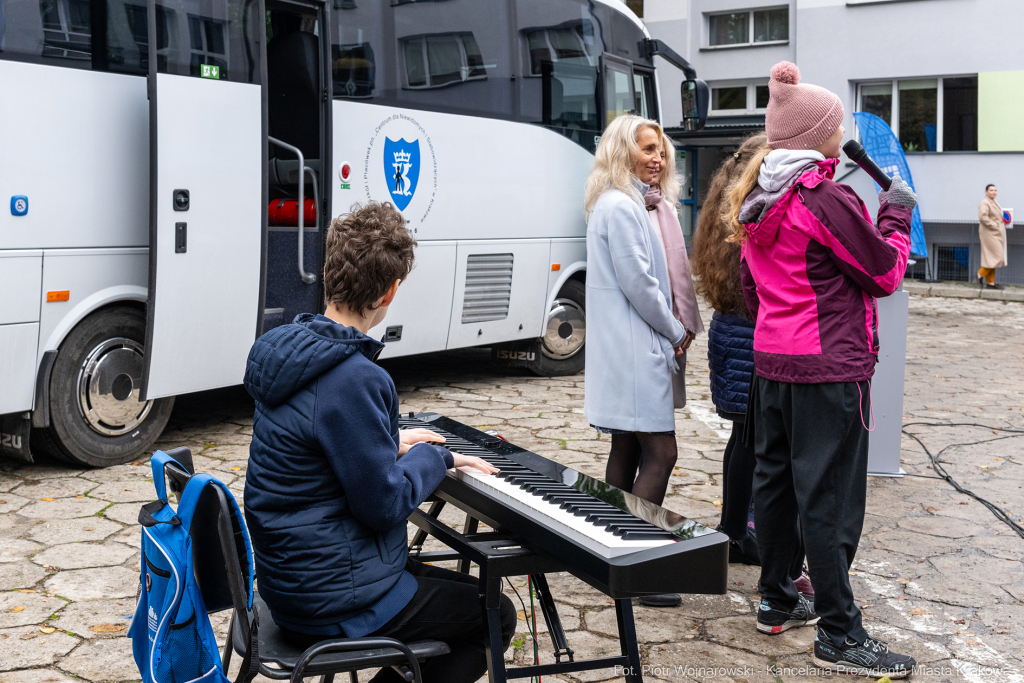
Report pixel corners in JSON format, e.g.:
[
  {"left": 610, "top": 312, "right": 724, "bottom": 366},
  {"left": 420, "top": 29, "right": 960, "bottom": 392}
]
[
  {"left": 243, "top": 313, "right": 384, "bottom": 407},
  {"left": 743, "top": 158, "right": 839, "bottom": 247}
]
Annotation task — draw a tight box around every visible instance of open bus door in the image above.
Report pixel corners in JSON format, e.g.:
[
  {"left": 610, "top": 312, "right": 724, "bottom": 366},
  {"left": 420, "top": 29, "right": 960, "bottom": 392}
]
[{"left": 142, "top": 0, "right": 267, "bottom": 400}]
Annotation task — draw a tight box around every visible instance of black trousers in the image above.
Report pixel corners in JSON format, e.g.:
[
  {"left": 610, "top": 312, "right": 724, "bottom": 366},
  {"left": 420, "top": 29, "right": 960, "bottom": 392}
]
[
  {"left": 721, "top": 420, "right": 756, "bottom": 540},
  {"left": 753, "top": 379, "right": 870, "bottom": 645},
  {"left": 283, "top": 559, "right": 517, "bottom": 683},
  {"left": 722, "top": 420, "right": 806, "bottom": 582}
]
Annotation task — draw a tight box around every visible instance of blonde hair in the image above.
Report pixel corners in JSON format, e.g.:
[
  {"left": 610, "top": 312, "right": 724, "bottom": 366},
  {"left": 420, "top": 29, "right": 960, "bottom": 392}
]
[
  {"left": 723, "top": 143, "right": 773, "bottom": 243},
  {"left": 654, "top": 130, "right": 682, "bottom": 206},
  {"left": 584, "top": 114, "right": 663, "bottom": 217}
]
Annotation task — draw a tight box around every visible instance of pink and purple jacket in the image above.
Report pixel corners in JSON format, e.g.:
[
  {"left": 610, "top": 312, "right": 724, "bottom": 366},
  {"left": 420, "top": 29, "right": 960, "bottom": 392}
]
[{"left": 739, "top": 159, "right": 912, "bottom": 384}]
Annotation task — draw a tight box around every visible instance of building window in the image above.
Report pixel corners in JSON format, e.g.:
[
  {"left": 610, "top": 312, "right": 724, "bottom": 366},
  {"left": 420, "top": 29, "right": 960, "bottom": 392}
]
[
  {"left": 401, "top": 32, "right": 486, "bottom": 89},
  {"left": 710, "top": 82, "right": 770, "bottom": 115},
  {"left": 708, "top": 7, "right": 788, "bottom": 48},
  {"left": 943, "top": 76, "right": 978, "bottom": 152},
  {"left": 857, "top": 77, "right": 977, "bottom": 152},
  {"left": 898, "top": 79, "right": 937, "bottom": 153}
]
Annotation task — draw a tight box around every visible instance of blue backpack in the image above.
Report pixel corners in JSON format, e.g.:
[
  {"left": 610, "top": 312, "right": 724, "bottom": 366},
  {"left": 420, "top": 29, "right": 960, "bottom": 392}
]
[{"left": 129, "top": 451, "right": 258, "bottom": 683}]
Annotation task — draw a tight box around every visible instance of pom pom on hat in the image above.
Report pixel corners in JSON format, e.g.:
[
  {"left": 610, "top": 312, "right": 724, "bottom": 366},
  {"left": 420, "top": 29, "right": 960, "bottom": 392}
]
[
  {"left": 771, "top": 61, "right": 800, "bottom": 85},
  {"left": 766, "top": 61, "right": 843, "bottom": 150}
]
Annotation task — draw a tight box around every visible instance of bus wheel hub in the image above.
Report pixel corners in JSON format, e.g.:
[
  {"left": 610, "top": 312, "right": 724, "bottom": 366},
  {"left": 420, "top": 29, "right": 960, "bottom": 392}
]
[
  {"left": 541, "top": 299, "right": 586, "bottom": 360},
  {"left": 77, "top": 338, "right": 153, "bottom": 436}
]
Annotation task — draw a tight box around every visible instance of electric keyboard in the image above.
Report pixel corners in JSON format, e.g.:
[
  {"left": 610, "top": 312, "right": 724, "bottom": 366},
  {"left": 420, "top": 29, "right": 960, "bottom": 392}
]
[{"left": 402, "top": 412, "right": 728, "bottom": 599}]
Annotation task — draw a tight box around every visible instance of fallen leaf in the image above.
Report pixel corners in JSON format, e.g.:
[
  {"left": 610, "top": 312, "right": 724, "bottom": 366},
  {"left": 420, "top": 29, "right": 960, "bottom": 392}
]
[
  {"left": 10, "top": 606, "right": 25, "bottom": 613},
  {"left": 75, "top": 496, "right": 84, "bottom": 499},
  {"left": 965, "top": 641, "right": 982, "bottom": 647},
  {"left": 39, "top": 627, "right": 56, "bottom": 634},
  {"left": 17, "top": 589, "right": 37, "bottom": 593},
  {"left": 513, "top": 406, "right": 523, "bottom": 410},
  {"left": 712, "top": 500, "right": 723, "bottom": 508},
  {"left": 684, "top": 634, "right": 694, "bottom": 639},
  {"left": 0, "top": 501, "right": 6, "bottom": 505},
  {"left": 124, "top": 488, "right": 131, "bottom": 492},
  {"left": 848, "top": 571, "right": 858, "bottom": 576},
  {"left": 908, "top": 608, "right": 930, "bottom": 616},
  {"left": 860, "top": 604, "right": 873, "bottom": 609},
  {"left": 955, "top": 619, "right": 966, "bottom": 625},
  {"left": 40, "top": 498, "right": 55, "bottom": 502},
  {"left": 83, "top": 526, "right": 96, "bottom": 532},
  {"left": 231, "top": 467, "right": 241, "bottom": 471},
  {"left": 897, "top": 578, "right": 910, "bottom": 584},
  {"left": 89, "top": 624, "right": 126, "bottom": 633}
]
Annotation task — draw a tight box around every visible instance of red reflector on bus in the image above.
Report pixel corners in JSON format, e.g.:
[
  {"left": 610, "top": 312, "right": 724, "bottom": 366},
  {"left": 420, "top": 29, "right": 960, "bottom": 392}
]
[{"left": 551, "top": 264, "right": 561, "bottom": 271}]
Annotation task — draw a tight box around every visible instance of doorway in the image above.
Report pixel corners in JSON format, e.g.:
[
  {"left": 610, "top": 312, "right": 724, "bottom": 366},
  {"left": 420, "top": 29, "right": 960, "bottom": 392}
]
[{"left": 263, "top": 0, "right": 331, "bottom": 331}]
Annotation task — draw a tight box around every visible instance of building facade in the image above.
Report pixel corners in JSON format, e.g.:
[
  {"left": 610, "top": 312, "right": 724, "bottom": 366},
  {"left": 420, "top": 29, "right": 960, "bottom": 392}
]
[{"left": 642, "top": 0, "right": 1024, "bottom": 283}]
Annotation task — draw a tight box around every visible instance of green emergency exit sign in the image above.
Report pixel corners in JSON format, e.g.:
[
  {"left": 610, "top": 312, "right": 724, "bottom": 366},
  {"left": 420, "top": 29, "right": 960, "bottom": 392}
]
[{"left": 201, "top": 64, "right": 221, "bottom": 80}]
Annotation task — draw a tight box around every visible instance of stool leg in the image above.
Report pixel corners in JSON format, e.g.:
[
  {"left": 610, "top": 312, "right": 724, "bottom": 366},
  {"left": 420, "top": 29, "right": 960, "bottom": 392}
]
[{"left": 349, "top": 672, "right": 358, "bottom": 683}]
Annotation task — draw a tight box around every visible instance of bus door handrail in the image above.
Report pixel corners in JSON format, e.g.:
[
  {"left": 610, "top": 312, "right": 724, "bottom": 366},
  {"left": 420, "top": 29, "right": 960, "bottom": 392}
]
[{"left": 268, "top": 136, "right": 317, "bottom": 284}]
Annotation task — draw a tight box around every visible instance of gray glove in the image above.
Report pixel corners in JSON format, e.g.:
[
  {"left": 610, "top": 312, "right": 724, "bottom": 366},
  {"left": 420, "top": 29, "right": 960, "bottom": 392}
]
[{"left": 878, "top": 177, "right": 917, "bottom": 209}]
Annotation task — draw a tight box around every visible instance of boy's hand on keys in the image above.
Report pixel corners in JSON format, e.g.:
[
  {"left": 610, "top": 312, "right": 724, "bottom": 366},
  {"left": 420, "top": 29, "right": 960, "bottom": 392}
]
[
  {"left": 451, "top": 453, "right": 500, "bottom": 475},
  {"left": 398, "top": 428, "right": 446, "bottom": 456}
]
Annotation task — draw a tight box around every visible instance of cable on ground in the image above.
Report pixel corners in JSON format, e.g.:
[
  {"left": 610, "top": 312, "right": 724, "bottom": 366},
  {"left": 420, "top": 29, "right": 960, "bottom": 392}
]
[{"left": 901, "top": 421, "right": 1024, "bottom": 539}]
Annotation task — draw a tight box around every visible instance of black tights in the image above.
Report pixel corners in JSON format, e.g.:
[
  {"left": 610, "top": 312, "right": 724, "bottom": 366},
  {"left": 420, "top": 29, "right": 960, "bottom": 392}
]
[{"left": 605, "top": 432, "right": 677, "bottom": 505}]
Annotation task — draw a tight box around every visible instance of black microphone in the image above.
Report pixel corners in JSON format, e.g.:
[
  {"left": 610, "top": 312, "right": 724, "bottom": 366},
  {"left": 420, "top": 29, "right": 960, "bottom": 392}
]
[{"left": 842, "top": 140, "right": 892, "bottom": 191}]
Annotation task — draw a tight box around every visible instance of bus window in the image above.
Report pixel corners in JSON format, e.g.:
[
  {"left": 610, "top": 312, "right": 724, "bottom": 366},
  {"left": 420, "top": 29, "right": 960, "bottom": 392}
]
[
  {"left": 152, "top": 0, "right": 260, "bottom": 83},
  {"left": 633, "top": 70, "right": 657, "bottom": 120},
  {"left": 0, "top": 0, "right": 152, "bottom": 74},
  {"left": 516, "top": 0, "right": 601, "bottom": 152},
  {"left": 389, "top": 0, "right": 513, "bottom": 118},
  {"left": 329, "top": 1, "right": 381, "bottom": 99},
  {"left": 604, "top": 60, "right": 632, "bottom": 124}
]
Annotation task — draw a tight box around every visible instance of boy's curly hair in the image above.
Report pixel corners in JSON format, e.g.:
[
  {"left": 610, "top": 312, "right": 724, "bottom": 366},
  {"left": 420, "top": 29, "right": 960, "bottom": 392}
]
[{"left": 323, "top": 201, "right": 416, "bottom": 314}]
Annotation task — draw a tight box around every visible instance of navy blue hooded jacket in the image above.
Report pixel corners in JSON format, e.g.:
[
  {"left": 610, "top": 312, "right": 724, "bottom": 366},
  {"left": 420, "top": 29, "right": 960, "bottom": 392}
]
[
  {"left": 243, "top": 314, "right": 454, "bottom": 637},
  {"left": 707, "top": 311, "right": 755, "bottom": 418}
]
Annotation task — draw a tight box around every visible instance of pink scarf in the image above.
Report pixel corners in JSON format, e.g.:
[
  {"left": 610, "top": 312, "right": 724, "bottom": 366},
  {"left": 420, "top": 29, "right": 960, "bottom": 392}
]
[{"left": 645, "top": 186, "right": 704, "bottom": 335}]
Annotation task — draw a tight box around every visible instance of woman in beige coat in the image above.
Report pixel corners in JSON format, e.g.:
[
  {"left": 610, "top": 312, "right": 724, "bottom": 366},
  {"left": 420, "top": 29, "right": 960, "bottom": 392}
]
[{"left": 978, "top": 184, "right": 1007, "bottom": 289}]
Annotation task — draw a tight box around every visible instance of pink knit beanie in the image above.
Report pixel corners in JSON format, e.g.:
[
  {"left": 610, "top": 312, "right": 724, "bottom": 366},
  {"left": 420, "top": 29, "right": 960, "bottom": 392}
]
[{"left": 765, "top": 62, "right": 844, "bottom": 150}]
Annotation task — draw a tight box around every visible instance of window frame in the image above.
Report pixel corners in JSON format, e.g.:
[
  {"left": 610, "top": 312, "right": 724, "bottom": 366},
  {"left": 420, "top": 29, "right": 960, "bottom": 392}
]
[
  {"left": 855, "top": 75, "right": 978, "bottom": 153},
  {"left": 705, "top": 6, "right": 789, "bottom": 50},
  {"left": 399, "top": 31, "right": 489, "bottom": 91},
  {"left": 708, "top": 81, "right": 769, "bottom": 116},
  {"left": 601, "top": 53, "right": 635, "bottom": 129}
]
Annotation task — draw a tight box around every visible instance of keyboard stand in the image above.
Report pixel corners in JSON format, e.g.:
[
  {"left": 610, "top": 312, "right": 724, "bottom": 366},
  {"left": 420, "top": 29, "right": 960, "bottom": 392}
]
[{"left": 408, "top": 502, "right": 645, "bottom": 683}]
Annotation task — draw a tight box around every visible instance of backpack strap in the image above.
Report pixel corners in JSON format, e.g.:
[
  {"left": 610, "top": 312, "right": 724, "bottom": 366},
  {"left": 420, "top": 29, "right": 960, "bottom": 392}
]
[
  {"left": 233, "top": 609, "right": 260, "bottom": 683},
  {"left": 150, "top": 450, "right": 191, "bottom": 503},
  {"left": 175, "top": 475, "right": 256, "bottom": 611}
]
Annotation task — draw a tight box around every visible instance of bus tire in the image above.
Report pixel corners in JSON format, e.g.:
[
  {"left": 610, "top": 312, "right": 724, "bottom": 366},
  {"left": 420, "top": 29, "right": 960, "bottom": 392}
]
[
  {"left": 527, "top": 278, "right": 586, "bottom": 377},
  {"left": 33, "top": 306, "right": 175, "bottom": 467}
]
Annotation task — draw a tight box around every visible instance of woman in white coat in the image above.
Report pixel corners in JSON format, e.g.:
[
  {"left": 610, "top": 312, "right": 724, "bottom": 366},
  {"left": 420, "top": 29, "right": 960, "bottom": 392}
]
[{"left": 583, "top": 115, "right": 698, "bottom": 566}]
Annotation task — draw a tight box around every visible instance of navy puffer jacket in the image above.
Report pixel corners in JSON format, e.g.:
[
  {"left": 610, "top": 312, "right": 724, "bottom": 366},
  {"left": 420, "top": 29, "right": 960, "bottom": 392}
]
[
  {"left": 707, "top": 311, "right": 755, "bottom": 416},
  {"left": 243, "top": 314, "right": 452, "bottom": 637}
]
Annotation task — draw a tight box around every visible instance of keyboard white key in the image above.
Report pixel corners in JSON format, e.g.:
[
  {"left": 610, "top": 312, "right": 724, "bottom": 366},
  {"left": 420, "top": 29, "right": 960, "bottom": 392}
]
[{"left": 451, "top": 467, "right": 675, "bottom": 559}]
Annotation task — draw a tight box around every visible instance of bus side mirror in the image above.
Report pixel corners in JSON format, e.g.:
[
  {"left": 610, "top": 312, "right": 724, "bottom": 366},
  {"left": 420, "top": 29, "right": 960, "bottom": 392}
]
[{"left": 681, "top": 79, "right": 709, "bottom": 132}]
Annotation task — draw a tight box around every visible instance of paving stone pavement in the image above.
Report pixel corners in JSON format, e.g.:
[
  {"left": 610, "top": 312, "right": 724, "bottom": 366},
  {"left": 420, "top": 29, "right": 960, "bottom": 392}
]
[{"left": 0, "top": 295, "right": 1022, "bottom": 683}]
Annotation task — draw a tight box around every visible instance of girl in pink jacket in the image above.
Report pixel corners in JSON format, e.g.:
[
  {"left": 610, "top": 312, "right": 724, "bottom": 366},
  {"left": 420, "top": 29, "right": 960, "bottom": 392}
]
[{"left": 727, "top": 62, "right": 918, "bottom": 679}]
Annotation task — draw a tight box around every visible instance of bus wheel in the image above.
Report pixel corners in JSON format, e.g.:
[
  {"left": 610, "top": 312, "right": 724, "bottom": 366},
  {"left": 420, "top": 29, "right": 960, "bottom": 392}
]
[
  {"left": 528, "top": 279, "right": 586, "bottom": 377},
  {"left": 33, "top": 306, "right": 175, "bottom": 467}
]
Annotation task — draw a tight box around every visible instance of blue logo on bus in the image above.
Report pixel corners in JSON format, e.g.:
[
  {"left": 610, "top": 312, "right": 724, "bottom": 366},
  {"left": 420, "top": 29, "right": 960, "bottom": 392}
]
[{"left": 383, "top": 138, "right": 420, "bottom": 211}]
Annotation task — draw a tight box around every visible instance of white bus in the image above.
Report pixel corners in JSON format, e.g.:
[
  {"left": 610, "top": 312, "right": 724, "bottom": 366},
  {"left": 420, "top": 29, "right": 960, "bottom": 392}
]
[{"left": 0, "top": 0, "right": 706, "bottom": 466}]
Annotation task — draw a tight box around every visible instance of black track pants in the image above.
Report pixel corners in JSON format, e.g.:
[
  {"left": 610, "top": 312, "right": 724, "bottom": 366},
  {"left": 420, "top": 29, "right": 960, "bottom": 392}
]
[{"left": 752, "top": 379, "right": 870, "bottom": 645}]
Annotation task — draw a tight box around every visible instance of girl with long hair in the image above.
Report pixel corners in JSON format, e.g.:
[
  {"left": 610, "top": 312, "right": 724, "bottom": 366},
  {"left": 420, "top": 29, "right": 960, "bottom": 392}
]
[{"left": 729, "top": 62, "right": 917, "bottom": 677}]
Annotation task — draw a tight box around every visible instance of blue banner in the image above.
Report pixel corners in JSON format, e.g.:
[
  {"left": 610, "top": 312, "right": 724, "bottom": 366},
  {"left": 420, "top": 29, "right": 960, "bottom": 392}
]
[{"left": 852, "top": 112, "right": 927, "bottom": 257}]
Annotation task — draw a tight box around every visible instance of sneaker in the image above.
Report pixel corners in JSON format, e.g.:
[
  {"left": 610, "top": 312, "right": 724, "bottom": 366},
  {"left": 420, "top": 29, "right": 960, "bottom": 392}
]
[
  {"left": 794, "top": 571, "right": 814, "bottom": 599},
  {"left": 756, "top": 595, "right": 819, "bottom": 634},
  {"left": 986, "top": 283, "right": 1004, "bottom": 290},
  {"left": 979, "top": 275, "right": 986, "bottom": 289},
  {"left": 813, "top": 629, "right": 916, "bottom": 678}
]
